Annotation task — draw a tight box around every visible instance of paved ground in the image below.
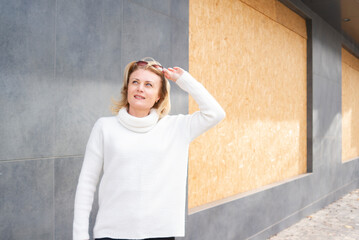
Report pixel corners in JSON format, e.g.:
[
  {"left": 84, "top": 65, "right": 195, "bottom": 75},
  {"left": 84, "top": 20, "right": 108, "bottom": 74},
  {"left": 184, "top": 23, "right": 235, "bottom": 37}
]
[{"left": 269, "top": 189, "right": 359, "bottom": 240}]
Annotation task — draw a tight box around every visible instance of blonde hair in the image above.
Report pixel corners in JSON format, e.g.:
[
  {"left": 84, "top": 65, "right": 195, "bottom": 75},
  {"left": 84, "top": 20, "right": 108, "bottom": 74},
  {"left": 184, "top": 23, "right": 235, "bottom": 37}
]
[{"left": 111, "top": 57, "right": 171, "bottom": 118}]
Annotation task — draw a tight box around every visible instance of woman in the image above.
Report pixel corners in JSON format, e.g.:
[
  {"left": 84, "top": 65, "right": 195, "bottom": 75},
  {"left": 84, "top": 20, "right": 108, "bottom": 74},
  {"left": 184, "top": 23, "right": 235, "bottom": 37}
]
[{"left": 73, "top": 58, "right": 225, "bottom": 240}]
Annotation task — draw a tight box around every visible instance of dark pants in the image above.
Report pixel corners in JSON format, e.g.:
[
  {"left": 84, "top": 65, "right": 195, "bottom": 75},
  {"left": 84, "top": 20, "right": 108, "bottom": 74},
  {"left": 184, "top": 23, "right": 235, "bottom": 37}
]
[{"left": 96, "top": 238, "right": 175, "bottom": 240}]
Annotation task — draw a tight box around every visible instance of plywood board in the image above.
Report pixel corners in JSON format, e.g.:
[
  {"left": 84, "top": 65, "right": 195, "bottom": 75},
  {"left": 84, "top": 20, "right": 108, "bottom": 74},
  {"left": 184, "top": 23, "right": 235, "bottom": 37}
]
[
  {"left": 342, "top": 48, "right": 359, "bottom": 162},
  {"left": 189, "top": 0, "right": 307, "bottom": 209}
]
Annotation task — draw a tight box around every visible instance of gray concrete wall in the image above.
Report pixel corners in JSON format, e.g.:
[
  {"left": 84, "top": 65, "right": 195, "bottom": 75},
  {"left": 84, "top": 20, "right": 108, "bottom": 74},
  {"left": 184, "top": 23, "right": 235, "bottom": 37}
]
[
  {"left": 0, "top": 0, "right": 188, "bottom": 239},
  {"left": 2, "top": 0, "right": 359, "bottom": 240},
  {"left": 182, "top": 0, "right": 359, "bottom": 239}
]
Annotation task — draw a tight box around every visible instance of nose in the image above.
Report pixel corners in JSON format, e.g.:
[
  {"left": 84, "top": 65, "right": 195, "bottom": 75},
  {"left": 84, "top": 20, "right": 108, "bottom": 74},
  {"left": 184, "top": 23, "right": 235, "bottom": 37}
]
[{"left": 137, "top": 83, "right": 144, "bottom": 92}]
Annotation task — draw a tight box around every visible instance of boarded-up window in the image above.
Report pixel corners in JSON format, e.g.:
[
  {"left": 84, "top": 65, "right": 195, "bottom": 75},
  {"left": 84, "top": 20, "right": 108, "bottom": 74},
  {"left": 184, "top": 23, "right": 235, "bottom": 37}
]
[
  {"left": 342, "top": 48, "right": 359, "bottom": 162},
  {"left": 189, "top": 0, "right": 307, "bottom": 209}
]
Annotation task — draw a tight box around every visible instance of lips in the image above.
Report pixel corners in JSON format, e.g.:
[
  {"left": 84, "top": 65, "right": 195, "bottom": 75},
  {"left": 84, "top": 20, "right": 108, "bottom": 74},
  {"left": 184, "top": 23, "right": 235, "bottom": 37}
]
[{"left": 134, "top": 95, "right": 145, "bottom": 100}]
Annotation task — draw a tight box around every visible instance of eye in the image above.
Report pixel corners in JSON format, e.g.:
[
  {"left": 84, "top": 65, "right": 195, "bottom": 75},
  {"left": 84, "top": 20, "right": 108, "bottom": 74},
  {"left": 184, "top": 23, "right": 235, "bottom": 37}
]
[
  {"left": 131, "top": 80, "right": 139, "bottom": 84},
  {"left": 146, "top": 83, "right": 153, "bottom": 87}
]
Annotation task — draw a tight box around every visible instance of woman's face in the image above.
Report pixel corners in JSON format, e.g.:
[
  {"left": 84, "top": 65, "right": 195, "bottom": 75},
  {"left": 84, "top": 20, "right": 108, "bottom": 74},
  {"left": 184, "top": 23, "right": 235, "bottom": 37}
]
[{"left": 127, "top": 69, "right": 161, "bottom": 117}]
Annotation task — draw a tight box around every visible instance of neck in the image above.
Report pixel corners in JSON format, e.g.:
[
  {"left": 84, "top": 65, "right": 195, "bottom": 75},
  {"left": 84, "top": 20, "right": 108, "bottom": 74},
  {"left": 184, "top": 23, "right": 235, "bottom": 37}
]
[{"left": 128, "top": 107, "right": 150, "bottom": 118}]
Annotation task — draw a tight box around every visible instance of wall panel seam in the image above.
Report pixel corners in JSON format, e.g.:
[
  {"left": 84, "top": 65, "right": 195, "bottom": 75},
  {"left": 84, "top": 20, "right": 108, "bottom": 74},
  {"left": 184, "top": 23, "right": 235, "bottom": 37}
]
[{"left": 0, "top": 155, "right": 83, "bottom": 163}]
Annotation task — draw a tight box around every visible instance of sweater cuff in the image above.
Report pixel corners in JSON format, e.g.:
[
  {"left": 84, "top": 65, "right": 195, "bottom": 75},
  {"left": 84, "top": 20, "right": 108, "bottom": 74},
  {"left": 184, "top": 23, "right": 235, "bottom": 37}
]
[{"left": 175, "top": 71, "right": 195, "bottom": 90}]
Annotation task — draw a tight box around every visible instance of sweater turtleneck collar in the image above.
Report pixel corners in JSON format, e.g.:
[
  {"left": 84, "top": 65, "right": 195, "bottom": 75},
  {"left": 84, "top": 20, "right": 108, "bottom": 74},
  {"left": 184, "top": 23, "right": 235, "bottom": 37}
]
[{"left": 116, "top": 107, "right": 159, "bottom": 133}]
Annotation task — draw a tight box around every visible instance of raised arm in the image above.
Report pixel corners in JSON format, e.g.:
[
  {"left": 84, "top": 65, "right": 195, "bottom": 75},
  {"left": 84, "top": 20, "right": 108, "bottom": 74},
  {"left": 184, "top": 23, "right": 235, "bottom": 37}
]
[{"left": 164, "top": 67, "right": 226, "bottom": 141}]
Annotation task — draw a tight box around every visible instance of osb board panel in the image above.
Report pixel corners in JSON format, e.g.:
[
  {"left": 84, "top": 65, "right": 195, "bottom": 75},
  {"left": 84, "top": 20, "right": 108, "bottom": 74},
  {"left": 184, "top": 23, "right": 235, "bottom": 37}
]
[
  {"left": 342, "top": 48, "right": 359, "bottom": 72},
  {"left": 342, "top": 48, "right": 359, "bottom": 162},
  {"left": 241, "top": 0, "right": 307, "bottom": 39},
  {"left": 189, "top": 0, "right": 307, "bottom": 209},
  {"left": 240, "top": 0, "right": 277, "bottom": 20},
  {"left": 275, "top": 1, "right": 307, "bottom": 39}
]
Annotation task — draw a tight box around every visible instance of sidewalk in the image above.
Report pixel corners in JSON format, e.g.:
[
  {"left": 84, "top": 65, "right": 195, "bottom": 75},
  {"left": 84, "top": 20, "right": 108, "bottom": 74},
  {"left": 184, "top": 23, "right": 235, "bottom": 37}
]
[{"left": 269, "top": 189, "right": 359, "bottom": 240}]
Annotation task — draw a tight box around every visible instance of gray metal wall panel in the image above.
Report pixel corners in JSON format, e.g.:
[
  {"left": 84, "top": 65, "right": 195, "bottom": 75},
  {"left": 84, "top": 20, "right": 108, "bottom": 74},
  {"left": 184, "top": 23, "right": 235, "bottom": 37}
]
[
  {"left": 54, "top": 0, "right": 125, "bottom": 157},
  {"left": 0, "top": 159, "right": 54, "bottom": 239},
  {"left": 0, "top": 0, "right": 56, "bottom": 161},
  {"left": 0, "top": 0, "right": 189, "bottom": 239}
]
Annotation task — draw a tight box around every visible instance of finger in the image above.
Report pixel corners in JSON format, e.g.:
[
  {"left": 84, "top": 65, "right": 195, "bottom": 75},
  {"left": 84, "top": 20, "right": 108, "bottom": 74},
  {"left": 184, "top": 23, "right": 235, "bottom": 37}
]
[
  {"left": 172, "top": 67, "right": 184, "bottom": 73},
  {"left": 164, "top": 68, "right": 175, "bottom": 76},
  {"left": 162, "top": 70, "right": 168, "bottom": 76},
  {"left": 163, "top": 71, "right": 173, "bottom": 80}
]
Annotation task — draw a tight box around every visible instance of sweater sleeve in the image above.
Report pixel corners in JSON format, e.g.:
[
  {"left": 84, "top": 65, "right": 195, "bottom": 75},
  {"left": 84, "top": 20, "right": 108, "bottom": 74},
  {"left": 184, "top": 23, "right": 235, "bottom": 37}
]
[
  {"left": 73, "top": 119, "right": 104, "bottom": 240},
  {"left": 175, "top": 71, "right": 226, "bottom": 141}
]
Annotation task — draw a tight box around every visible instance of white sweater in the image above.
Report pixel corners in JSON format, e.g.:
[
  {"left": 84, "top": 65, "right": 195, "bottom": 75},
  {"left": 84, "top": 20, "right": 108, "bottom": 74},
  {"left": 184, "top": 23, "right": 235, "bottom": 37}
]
[{"left": 73, "top": 71, "right": 225, "bottom": 240}]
